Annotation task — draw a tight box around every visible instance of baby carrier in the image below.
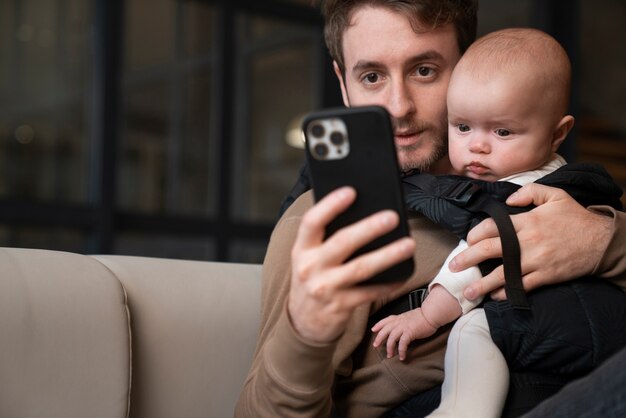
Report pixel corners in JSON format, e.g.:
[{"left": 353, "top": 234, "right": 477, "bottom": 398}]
[{"left": 402, "top": 162, "right": 623, "bottom": 308}]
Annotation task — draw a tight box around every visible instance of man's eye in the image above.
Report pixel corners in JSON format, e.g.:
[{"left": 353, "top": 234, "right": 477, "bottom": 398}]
[
  {"left": 363, "top": 73, "right": 379, "bottom": 84},
  {"left": 495, "top": 128, "right": 511, "bottom": 137},
  {"left": 458, "top": 124, "right": 470, "bottom": 132},
  {"left": 416, "top": 66, "right": 434, "bottom": 77}
]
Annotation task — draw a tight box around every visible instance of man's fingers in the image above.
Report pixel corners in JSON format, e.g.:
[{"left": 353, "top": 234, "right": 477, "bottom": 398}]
[
  {"left": 464, "top": 267, "right": 545, "bottom": 301},
  {"left": 450, "top": 235, "right": 501, "bottom": 273},
  {"left": 333, "top": 236, "right": 415, "bottom": 287},
  {"left": 298, "top": 187, "right": 407, "bottom": 269},
  {"left": 295, "top": 187, "right": 356, "bottom": 250},
  {"left": 506, "top": 183, "right": 569, "bottom": 207},
  {"left": 489, "top": 287, "right": 506, "bottom": 301},
  {"left": 463, "top": 264, "right": 505, "bottom": 300},
  {"left": 459, "top": 184, "right": 593, "bottom": 304},
  {"left": 317, "top": 277, "right": 404, "bottom": 315},
  {"left": 320, "top": 209, "right": 401, "bottom": 265},
  {"left": 465, "top": 217, "right": 498, "bottom": 246}
]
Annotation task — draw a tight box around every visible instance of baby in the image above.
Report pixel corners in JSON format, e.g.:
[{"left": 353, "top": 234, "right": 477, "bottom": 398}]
[{"left": 373, "top": 28, "right": 625, "bottom": 417}]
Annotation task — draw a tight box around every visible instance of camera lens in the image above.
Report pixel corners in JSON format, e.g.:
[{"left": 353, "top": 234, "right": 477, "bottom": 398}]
[
  {"left": 313, "top": 143, "right": 329, "bottom": 158},
  {"left": 310, "top": 123, "right": 325, "bottom": 138},
  {"left": 330, "top": 131, "right": 344, "bottom": 145}
]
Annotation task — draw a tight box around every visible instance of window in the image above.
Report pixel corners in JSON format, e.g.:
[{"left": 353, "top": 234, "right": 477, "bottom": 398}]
[
  {"left": 0, "top": 0, "right": 91, "bottom": 204},
  {"left": 0, "top": 0, "right": 327, "bottom": 262},
  {"left": 2, "top": 0, "right": 623, "bottom": 261},
  {"left": 232, "top": 13, "right": 320, "bottom": 223},
  {"left": 578, "top": 0, "right": 626, "bottom": 206},
  {"left": 120, "top": 0, "right": 219, "bottom": 217}
]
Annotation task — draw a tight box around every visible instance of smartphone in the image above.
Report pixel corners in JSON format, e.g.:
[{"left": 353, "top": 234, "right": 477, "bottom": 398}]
[{"left": 302, "top": 105, "right": 414, "bottom": 284}]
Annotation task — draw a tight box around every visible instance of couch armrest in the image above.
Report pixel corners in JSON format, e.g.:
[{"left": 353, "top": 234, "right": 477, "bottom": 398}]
[
  {"left": 0, "top": 248, "right": 131, "bottom": 418},
  {"left": 94, "top": 255, "right": 262, "bottom": 418}
]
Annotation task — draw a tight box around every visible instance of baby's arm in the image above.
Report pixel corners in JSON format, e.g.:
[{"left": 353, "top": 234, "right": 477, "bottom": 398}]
[
  {"left": 430, "top": 240, "right": 485, "bottom": 313},
  {"left": 372, "top": 240, "right": 484, "bottom": 361},
  {"left": 372, "top": 285, "right": 462, "bottom": 360}
]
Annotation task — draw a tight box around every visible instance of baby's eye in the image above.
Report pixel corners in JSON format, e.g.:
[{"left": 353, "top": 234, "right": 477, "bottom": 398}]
[
  {"left": 495, "top": 128, "right": 511, "bottom": 137},
  {"left": 458, "top": 124, "right": 470, "bottom": 132}
]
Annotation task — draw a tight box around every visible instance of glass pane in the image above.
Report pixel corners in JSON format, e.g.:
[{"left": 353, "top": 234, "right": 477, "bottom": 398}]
[
  {"left": 0, "top": 225, "right": 86, "bottom": 254},
  {"left": 184, "top": 1, "right": 215, "bottom": 57},
  {"left": 476, "top": 0, "right": 532, "bottom": 35},
  {"left": 0, "top": 0, "right": 91, "bottom": 203},
  {"left": 115, "top": 233, "right": 215, "bottom": 261},
  {"left": 119, "top": 80, "right": 169, "bottom": 212},
  {"left": 232, "top": 14, "right": 318, "bottom": 222},
  {"left": 124, "top": 0, "right": 175, "bottom": 71},
  {"left": 579, "top": 0, "right": 626, "bottom": 206},
  {"left": 178, "top": 71, "right": 217, "bottom": 216},
  {"left": 244, "top": 14, "right": 304, "bottom": 40},
  {"left": 120, "top": 0, "right": 216, "bottom": 215}
]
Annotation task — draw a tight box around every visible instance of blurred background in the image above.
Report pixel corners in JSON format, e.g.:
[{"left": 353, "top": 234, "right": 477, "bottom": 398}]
[{"left": 0, "top": 0, "right": 624, "bottom": 264}]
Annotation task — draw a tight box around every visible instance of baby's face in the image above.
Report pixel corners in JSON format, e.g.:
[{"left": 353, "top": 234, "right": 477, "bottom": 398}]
[{"left": 446, "top": 69, "right": 559, "bottom": 181}]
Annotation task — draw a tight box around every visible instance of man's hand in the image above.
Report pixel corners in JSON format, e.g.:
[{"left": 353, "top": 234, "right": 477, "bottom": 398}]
[
  {"left": 450, "top": 183, "right": 612, "bottom": 301},
  {"left": 288, "top": 187, "right": 415, "bottom": 343}
]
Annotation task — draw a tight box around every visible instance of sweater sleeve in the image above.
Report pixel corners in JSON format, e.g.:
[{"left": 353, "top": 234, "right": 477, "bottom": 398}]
[
  {"left": 235, "top": 192, "right": 461, "bottom": 417},
  {"left": 589, "top": 206, "right": 626, "bottom": 291},
  {"left": 234, "top": 192, "right": 336, "bottom": 418}
]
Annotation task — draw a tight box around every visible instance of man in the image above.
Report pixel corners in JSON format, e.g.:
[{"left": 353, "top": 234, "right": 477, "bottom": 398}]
[{"left": 235, "top": 1, "right": 626, "bottom": 417}]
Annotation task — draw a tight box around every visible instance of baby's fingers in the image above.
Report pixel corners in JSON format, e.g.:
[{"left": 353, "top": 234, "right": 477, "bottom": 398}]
[
  {"left": 372, "top": 322, "right": 393, "bottom": 348},
  {"left": 385, "top": 329, "right": 403, "bottom": 358},
  {"left": 397, "top": 334, "right": 412, "bottom": 361}
]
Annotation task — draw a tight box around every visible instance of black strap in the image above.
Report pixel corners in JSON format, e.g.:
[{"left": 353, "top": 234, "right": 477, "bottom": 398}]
[{"left": 447, "top": 183, "right": 529, "bottom": 309}]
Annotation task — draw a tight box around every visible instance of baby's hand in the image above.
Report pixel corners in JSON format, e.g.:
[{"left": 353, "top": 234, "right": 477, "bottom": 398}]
[{"left": 371, "top": 309, "right": 438, "bottom": 361}]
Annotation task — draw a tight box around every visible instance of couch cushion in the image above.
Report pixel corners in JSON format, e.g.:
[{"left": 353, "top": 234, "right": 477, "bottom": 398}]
[
  {"left": 0, "top": 248, "right": 131, "bottom": 418},
  {"left": 93, "top": 255, "right": 262, "bottom": 418}
]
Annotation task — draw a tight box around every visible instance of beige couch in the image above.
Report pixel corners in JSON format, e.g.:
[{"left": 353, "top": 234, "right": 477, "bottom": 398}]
[{"left": 0, "top": 247, "right": 263, "bottom": 418}]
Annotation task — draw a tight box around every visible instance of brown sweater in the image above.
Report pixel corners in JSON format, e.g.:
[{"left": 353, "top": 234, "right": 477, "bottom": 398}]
[{"left": 235, "top": 192, "right": 626, "bottom": 417}]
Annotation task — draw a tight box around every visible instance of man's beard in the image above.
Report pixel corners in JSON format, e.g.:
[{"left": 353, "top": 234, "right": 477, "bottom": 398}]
[{"left": 393, "top": 117, "right": 448, "bottom": 173}]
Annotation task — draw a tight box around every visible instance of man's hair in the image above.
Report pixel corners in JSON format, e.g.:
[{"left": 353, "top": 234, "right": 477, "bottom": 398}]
[{"left": 321, "top": 0, "right": 478, "bottom": 73}]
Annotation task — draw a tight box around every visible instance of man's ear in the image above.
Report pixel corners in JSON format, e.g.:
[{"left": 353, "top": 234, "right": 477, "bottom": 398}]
[
  {"left": 551, "top": 115, "right": 575, "bottom": 152},
  {"left": 333, "top": 61, "right": 350, "bottom": 107}
]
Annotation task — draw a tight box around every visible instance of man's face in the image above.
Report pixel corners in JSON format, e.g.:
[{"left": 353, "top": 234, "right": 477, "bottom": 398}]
[{"left": 335, "top": 6, "right": 461, "bottom": 173}]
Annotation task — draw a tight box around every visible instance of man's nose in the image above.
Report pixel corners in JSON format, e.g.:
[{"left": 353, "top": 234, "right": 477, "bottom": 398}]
[{"left": 386, "top": 80, "right": 416, "bottom": 120}]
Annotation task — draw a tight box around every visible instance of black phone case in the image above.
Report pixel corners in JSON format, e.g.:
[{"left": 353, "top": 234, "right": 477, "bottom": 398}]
[{"left": 303, "top": 106, "right": 415, "bottom": 284}]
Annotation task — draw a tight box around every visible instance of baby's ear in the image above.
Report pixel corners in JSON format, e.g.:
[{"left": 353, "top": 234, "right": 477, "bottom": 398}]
[{"left": 551, "top": 115, "right": 575, "bottom": 152}]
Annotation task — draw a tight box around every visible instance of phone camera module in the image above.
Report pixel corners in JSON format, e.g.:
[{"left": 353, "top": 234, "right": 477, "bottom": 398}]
[
  {"left": 310, "top": 123, "right": 325, "bottom": 138},
  {"left": 306, "top": 116, "right": 349, "bottom": 161},
  {"left": 330, "top": 131, "right": 344, "bottom": 146},
  {"left": 314, "top": 143, "right": 329, "bottom": 158}
]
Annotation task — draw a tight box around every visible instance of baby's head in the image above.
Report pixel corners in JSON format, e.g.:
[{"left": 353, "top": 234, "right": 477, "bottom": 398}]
[{"left": 447, "top": 28, "right": 574, "bottom": 181}]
